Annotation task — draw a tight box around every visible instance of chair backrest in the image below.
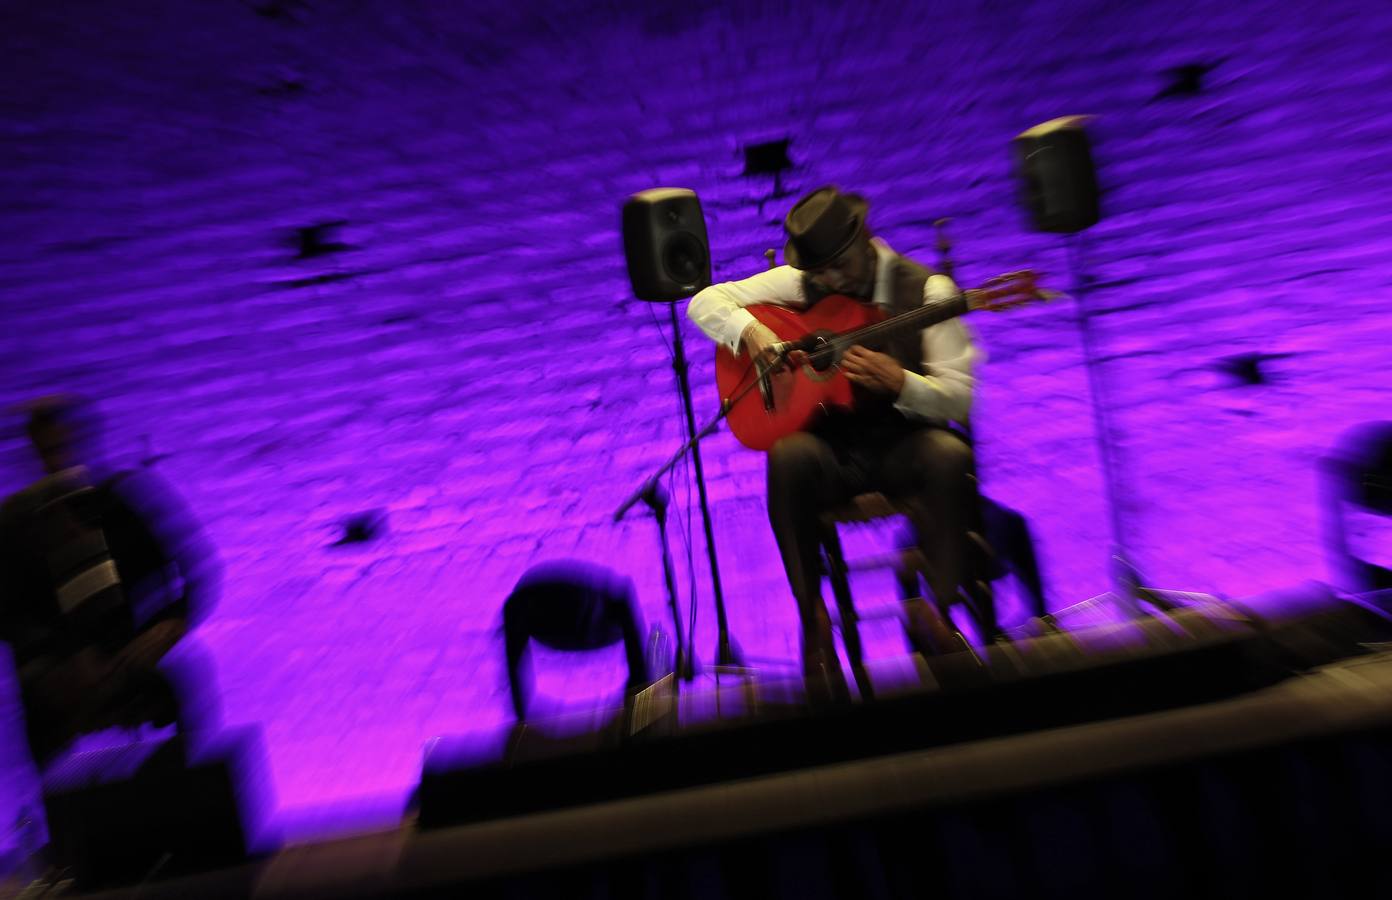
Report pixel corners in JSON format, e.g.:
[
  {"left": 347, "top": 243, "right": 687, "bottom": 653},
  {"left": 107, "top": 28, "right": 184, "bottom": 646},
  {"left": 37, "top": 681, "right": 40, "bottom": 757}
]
[{"left": 504, "top": 561, "right": 636, "bottom": 651}]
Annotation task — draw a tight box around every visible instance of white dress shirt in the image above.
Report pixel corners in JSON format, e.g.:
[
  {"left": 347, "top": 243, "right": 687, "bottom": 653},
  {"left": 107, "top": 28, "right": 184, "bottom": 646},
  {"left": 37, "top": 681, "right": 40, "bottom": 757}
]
[{"left": 687, "top": 238, "right": 980, "bottom": 424}]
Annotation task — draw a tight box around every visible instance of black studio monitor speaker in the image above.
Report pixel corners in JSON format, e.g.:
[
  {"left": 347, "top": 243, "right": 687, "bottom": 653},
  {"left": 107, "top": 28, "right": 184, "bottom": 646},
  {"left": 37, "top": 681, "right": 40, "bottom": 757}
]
[
  {"left": 1013, "top": 115, "right": 1101, "bottom": 234},
  {"left": 622, "top": 188, "right": 711, "bottom": 301}
]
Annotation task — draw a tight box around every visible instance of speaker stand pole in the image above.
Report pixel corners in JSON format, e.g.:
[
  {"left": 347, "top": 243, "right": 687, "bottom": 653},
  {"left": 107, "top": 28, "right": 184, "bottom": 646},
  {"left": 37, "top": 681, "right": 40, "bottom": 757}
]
[
  {"left": 666, "top": 301, "right": 745, "bottom": 669},
  {"left": 1066, "top": 234, "right": 1175, "bottom": 617}
]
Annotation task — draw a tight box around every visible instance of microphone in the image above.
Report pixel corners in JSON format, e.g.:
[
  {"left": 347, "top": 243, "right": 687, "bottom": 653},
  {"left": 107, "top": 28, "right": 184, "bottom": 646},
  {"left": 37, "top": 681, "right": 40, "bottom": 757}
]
[
  {"left": 770, "top": 337, "right": 813, "bottom": 358},
  {"left": 753, "top": 337, "right": 814, "bottom": 411},
  {"left": 756, "top": 356, "right": 777, "bottom": 411},
  {"left": 641, "top": 480, "right": 670, "bottom": 510},
  {"left": 757, "top": 339, "right": 807, "bottom": 410},
  {"left": 614, "top": 477, "right": 669, "bottom": 523}
]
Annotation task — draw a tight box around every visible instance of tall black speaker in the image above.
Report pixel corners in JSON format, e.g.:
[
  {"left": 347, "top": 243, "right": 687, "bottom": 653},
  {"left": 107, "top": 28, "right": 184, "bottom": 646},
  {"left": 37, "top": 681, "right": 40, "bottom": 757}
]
[
  {"left": 622, "top": 188, "right": 711, "bottom": 301},
  {"left": 1012, "top": 115, "right": 1100, "bottom": 234}
]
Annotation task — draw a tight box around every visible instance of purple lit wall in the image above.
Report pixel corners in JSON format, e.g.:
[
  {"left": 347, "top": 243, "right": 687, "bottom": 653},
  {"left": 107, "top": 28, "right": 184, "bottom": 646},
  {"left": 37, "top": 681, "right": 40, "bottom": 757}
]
[{"left": 2, "top": 0, "right": 1390, "bottom": 842}]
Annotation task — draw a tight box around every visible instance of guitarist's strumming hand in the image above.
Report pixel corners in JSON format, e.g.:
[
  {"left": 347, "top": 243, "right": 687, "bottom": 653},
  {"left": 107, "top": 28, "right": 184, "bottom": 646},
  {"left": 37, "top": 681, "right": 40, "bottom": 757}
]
[
  {"left": 740, "top": 319, "right": 812, "bottom": 370},
  {"left": 840, "top": 346, "right": 905, "bottom": 395},
  {"left": 740, "top": 321, "right": 783, "bottom": 365},
  {"left": 741, "top": 321, "right": 814, "bottom": 370}
]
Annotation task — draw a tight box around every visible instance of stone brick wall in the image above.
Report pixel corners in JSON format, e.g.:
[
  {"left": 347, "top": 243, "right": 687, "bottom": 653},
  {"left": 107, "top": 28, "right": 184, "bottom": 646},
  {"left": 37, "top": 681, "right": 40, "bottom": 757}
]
[{"left": 2, "top": 0, "right": 1389, "bottom": 835}]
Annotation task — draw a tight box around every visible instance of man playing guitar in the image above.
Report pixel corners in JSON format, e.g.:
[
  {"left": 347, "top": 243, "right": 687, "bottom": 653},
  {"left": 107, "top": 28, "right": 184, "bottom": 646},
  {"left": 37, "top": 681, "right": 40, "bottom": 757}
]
[{"left": 688, "top": 185, "right": 981, "bottom": 700}]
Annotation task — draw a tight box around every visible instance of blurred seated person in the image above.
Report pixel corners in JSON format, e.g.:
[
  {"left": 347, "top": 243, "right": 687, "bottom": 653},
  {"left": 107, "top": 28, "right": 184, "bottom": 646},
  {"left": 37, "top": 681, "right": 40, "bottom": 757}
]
[{"left": 0, "top": 395, "right": 221, "bottom": 768}]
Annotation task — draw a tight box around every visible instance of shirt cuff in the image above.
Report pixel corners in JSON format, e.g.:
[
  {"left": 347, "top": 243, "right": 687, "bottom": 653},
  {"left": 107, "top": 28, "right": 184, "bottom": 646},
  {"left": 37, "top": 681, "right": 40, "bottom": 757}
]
[
  {"left": 723, "top": 308, "right": 759, "bottom": 354},
  {"left": 893, "top": 371, "right": 940, "bottom": 420}
]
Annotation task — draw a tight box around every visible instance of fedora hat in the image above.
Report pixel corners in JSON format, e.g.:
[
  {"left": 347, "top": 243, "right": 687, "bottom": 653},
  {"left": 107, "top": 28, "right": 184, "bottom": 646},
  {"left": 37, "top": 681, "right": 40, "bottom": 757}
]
[{"left": 783, "top": 185, "right": 869, "bottom": 270}]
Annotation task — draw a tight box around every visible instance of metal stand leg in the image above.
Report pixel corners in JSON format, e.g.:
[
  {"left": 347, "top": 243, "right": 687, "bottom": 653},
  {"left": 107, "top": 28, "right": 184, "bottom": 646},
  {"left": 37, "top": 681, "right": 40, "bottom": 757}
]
[{"left": 666, "top": 302, "right": 744, "bottom": 669}]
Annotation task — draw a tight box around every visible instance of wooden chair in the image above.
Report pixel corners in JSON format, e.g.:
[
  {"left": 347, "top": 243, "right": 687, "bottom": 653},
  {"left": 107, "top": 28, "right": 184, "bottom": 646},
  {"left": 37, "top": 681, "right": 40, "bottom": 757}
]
[
  {"left": 818, "top": 493, "right": 992, "bottom": 698},
  {"left": 818, "top": 460, "right": 1049, "bottom": 699}
]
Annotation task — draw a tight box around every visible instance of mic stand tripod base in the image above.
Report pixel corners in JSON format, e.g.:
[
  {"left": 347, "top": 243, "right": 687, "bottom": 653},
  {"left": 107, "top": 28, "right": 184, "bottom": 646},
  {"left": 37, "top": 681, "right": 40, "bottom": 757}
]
[
  {"left": 714, "top": 638, "right": 748, "bottom": 672},
  {"left": 708, "top": 639, "right": 761, "bottom": 722},
  {"left": 711, "top": 638, "right": 758, "bottom": 717},
  {"left": 641, "top": 483, "right": 698, "bottom": 685},
  {"left": 1110, "top": 550, "right": 1191, "bottom": 626}
]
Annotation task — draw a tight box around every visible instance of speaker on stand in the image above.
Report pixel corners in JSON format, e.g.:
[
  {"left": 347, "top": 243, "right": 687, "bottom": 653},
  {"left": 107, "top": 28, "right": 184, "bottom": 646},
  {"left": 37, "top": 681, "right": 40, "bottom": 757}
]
[
  {"left": 1013, "top": 116, "right": 1100, "bottom": 235},
  {"left": 621, "top": 188, "right": 712, "bottom": 302},
  {"left": 1012, "top": 116, "right": 1175, "bottom": 619},
  {"left": 618, "top": 188, "right": 744, "bottom": 689}
]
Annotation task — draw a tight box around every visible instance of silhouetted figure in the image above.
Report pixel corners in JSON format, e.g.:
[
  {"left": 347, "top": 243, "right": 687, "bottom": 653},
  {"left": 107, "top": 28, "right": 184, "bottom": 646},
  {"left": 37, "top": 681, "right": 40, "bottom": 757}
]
[
  {"left": 1324, "top": 421, "right": 1392, "bottom": 593},
  {"left": 0, "top": 396, "right": 221, "bottom": 768},
  {"left": 502, "top": 561, "right": 650, "bottom": 721}
]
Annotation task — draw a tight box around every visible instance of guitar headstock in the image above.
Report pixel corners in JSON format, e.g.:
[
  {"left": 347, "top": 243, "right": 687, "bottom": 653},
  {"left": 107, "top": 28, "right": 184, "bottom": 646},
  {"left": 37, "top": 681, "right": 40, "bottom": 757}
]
[{"left": 964, "top": 269, "right": 1064, "bottom": 313}]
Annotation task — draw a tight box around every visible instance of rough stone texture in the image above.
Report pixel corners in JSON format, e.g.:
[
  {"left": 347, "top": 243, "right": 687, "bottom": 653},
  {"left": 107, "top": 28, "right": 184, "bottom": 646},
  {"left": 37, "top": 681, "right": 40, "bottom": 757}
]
[{"left": 1, "top": 0, "right": 1389, "bottom": 839}]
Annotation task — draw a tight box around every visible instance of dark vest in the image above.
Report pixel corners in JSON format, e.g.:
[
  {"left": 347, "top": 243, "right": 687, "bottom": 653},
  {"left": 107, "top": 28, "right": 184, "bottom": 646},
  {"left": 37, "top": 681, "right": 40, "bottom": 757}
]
[
  {"left": 801, "top": 252, "right": 935, "bottom": 374},
  {"left": 801, "top": 252, "right": 937, "bottom": 430}
]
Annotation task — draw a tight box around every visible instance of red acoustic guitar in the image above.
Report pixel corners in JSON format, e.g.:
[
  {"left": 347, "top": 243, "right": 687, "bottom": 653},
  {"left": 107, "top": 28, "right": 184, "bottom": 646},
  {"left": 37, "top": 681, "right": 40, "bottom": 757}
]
[{"left": 714, "top": 271, "right": 1054, "bottom": 451}]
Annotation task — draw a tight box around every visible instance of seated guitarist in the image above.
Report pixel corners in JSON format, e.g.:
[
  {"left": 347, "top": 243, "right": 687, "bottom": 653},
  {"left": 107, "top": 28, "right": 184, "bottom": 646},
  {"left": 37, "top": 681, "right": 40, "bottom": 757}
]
[{"left": 687, "top": 186, "right": 981, "bottom": 699}]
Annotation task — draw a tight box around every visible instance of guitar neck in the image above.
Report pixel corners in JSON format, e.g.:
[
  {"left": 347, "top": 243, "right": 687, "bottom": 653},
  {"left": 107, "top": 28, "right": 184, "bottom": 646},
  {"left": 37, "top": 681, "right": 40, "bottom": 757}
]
[{"left": 833, "top": 292, "right": 971, "bottom": 352}]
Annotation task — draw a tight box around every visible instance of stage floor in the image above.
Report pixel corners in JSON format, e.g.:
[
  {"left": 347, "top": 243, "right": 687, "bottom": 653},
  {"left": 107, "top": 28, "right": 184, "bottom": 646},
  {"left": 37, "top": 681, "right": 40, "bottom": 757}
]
[{"left": 54, "top": 633, "right": 1392, "bottom": 899}]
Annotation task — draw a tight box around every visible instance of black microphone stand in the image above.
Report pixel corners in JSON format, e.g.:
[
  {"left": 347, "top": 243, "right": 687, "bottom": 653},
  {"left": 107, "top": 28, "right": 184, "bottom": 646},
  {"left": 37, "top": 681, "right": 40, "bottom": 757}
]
[
  {"left": 636, "top": 479, "right": 693, "bottom": 683},
  {"left": 615, "top": 302, "right": 747, "bottom": 676}
]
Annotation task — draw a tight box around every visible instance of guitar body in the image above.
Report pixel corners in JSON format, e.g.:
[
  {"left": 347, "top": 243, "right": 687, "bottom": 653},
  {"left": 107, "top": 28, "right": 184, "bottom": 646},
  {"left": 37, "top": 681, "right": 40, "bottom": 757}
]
[
  {"left": 715, "top": 295, "right": 883, "bottom": 451},
  {"left": 711, "top": 269, "right": 1051, "bottom": 451}
]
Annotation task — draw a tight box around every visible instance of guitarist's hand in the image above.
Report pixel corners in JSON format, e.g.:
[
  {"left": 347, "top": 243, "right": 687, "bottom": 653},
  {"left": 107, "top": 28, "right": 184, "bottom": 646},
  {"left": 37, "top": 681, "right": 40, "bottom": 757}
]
[
  {"left": 739, "top": 321, "right": 781, "bottom": 364},
  {"left": 840, "top": 346, "right": 906, "bottom": 395}
]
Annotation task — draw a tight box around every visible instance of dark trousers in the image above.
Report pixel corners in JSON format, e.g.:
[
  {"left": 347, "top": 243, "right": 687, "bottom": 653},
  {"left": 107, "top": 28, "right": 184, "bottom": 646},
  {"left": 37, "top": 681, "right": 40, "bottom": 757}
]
[{"left": 766, "top": 421, "right": 974, "bottom": 668}]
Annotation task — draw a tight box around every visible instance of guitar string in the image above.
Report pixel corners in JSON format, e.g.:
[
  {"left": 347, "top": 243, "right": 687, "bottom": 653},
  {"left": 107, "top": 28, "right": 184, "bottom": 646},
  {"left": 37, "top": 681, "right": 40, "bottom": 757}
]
[
  {"left": 823, "top": 276, "right": 1037, "bottom": 358},
  {"left": 727, "top": 277, "right": 1032, "bottom": 411},
  {"left": 731, "top": 295, "right": 964, "bottom": 381},
  {"left": 803, "top": 293, "right": 968, "bottom": 368}
]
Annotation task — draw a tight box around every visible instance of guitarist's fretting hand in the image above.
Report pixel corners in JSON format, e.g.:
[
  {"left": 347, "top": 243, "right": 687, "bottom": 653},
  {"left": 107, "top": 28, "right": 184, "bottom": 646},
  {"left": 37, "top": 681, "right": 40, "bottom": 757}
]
[{"left": 840, "top": 346, "right": 905, "bottom": 395}]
